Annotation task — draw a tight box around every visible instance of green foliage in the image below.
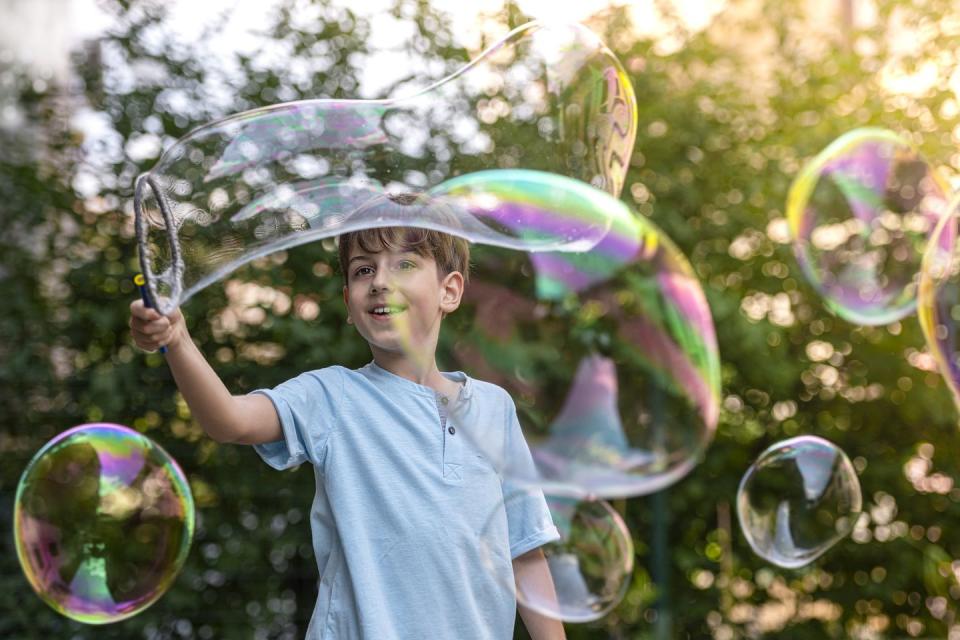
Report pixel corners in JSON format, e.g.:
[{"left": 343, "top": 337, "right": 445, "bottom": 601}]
[{"left": 3, "top": 0, "right": 960, "bottom": 637}]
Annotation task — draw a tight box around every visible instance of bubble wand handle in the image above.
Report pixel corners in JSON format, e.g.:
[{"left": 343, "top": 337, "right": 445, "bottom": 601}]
[{"left": 134, "top": 273, "right": 167, "bottom": 354}]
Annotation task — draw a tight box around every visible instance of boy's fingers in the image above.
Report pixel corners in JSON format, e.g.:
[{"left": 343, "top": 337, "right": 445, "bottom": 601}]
[
  {"left": 131, "top": 317, "right": 170, "bottom": 340},
  {"left": 130, "top": 331, "right": 157, "bottom": 351},
  {"left": 145, "top": 317, "right": 171, "bottom": 334},
  {"left": 130, "top": 323, "right": 156, "bottom": 339},
  {"left": 132, "top": 328, "right": 173, "bottom": 350},
  {"left": 130, "top": 299, "right": 160, "bottom": 320},
  {"left": 129, "top": 314, "right": 168, "bottom": 335}
]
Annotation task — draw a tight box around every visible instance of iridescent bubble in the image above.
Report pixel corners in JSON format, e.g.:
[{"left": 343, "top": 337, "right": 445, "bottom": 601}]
[
  {"left": 443, "top": 176, "right": 720, "bottom": 498},
  {"left": 737, "top": 436, "right": 862, "bottom": 569},
  {"left": 133, "top": 20, "right": 637, "bottom": 315},
  {"left": 14, "top": 423, "right": 195, "bottom": 624},
  {"left": 787, "top": 127, "right": 950, "bottom": 325},
  {"left": 918, "top": 193, "right": 960, "bottom": 412},
  {"left": 479, "top": 488, "right": 633, "bottom": 623}
]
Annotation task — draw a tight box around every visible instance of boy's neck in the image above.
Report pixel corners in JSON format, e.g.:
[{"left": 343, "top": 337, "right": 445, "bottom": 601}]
[{"left": 371, "top": 350, "right": 460, "bottom": 395}]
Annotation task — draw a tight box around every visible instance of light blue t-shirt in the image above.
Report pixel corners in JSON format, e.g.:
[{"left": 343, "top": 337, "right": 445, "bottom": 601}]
[{"left": 253, "top": 362, "right": 559, "bottom": 640}]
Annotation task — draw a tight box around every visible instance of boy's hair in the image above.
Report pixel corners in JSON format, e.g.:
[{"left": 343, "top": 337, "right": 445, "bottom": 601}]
[{"left": 337, "top": 226, "right": 471, "bottom": 285}]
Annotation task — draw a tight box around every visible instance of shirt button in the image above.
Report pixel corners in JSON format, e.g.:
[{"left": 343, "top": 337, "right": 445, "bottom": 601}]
[
  {"left": 448, "top": 426, "right": 455, "bottom": 435},
  {"left": 440, "top": 396, "right": 449, "bottom": 405}
]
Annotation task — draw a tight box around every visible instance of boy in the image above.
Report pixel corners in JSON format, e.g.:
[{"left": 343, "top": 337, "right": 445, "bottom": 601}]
[{"left": 130, "top": 224, "right": 566, "bottom": 639}]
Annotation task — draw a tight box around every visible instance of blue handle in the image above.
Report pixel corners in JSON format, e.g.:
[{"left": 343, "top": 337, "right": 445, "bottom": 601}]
[{"left": 134, "top": 274, "right": 167, "bottom": 354}]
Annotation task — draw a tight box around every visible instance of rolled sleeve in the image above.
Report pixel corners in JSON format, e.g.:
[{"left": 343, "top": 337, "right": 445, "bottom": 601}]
[
  {"left": 251, "top": 367, "right": 343, "bottom": 471},
  {"left": 252, "top": 388, "right": 309, "bottom": 469},
  {"left": 510, "top": 522, "right": 561, "bottom": 558}
]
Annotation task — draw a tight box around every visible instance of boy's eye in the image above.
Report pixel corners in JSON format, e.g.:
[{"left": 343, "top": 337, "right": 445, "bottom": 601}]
[
  {"left": 398, "top": 260, "right": 417, "bottom": 270},
  {"left": 354, "top": 266, "right": 374, "bottom": 277}
]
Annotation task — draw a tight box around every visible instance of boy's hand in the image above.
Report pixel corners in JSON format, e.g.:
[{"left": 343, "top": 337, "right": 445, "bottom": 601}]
[{"left": 130, "top": 299, "right": 186, "bottom": 352}]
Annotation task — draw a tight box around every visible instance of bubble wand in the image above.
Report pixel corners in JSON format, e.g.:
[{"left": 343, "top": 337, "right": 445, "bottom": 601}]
[{"left": 134, "top": 273, "right": 167, "bottom": 354}]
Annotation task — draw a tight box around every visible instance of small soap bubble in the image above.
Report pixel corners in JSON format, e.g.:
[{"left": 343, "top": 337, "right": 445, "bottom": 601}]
[
  {"left": 14, "top": 423, "right": 195, "bottom": 624},
  {"left": 787, "top": 128, "right": 949, "bottom": 325},
  {"left": 737, "top": 436, "right": 861, "bottom": 569},
  {"left": 478, "top": 488, "right": 633, "bottom": 623}
]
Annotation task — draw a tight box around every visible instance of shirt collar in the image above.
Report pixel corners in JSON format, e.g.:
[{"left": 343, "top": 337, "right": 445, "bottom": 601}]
[{"left": 362, "top": 361, "right": 473, "bottom": 399}]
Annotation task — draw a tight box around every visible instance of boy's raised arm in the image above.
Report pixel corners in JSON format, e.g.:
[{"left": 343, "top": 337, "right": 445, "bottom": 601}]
[{"left": 129, "top": 299, "right": 282, "bottom": 445}]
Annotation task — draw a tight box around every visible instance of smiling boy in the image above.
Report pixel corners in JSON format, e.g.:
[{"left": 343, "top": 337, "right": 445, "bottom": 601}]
[{"left": 130, "top": 224, "right": 565, "bottom": 639}]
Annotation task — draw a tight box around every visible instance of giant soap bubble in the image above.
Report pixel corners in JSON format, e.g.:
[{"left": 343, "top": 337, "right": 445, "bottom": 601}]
[
  {"left": 134, "top": 20, "right": 637, "bottom": 315},
  {"left": 478, "top": 488, "right": 633, "bottom": 623},
  {"left": 787, "top": 128, "right": 950, "bottom": 325},
  {"left": 737, "top": 436, "right": 861, "bottom": 569},
  {"left": 918, "top": 192, "right": 960, "bottom": 412},
  {"left": 14, "top": 424, "right": 195, "bottom": 624},
  {"left": 442, "top": 176, "right": 720, "bottom": 499}
]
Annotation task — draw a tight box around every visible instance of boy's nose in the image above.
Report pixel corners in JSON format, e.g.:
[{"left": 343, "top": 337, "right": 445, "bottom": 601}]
[{"left": 370, "top": 274, "right": 392, "bottom": 294}]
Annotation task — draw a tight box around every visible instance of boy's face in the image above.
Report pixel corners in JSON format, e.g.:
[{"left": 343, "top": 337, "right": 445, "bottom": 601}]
[{"left": 342, "top": 243, "right": 464, "bottom": 358}]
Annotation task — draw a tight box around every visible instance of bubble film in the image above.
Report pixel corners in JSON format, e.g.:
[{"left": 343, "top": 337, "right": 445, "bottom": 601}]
[
  {"left": 787, "top": 128, "right": 949, "bottom": 325},
  {"left": 479, "top": 489, "right": 633, "bottom": 623},
  {"left": 737, "top": 436, "right": 861, "bottom": 569},
  {"left": 14, "top": 424, "right": 195, "bottom": 624},
  {"left": 918, "top": 193, "right": 960, "bottom": 411},
  {"left": 444, "top": 180, "right": 720, "bottom": 498},
  {"left": 134, "top": 20, "right": 637, "bottom": 315}
]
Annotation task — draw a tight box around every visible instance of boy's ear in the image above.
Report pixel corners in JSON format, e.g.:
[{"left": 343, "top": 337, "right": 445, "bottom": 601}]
[
  {"left": 343, "top": 285, "right": 353, "bottom": 325},
  {"left": 440, "top": 271, "right": 465, "bottom": 316}
]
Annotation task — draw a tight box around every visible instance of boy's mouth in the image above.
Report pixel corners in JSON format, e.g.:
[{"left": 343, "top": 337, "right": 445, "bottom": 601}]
[{"left": 368, "top": 305, "right": 406, "bottom": 317}]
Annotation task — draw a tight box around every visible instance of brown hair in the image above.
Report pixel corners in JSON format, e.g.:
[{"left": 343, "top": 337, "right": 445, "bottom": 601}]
[{"left": 338, "top": 226, "right": 471, "bottom": 285}]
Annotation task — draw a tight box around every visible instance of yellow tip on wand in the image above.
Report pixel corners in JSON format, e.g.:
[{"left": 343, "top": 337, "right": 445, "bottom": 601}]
[{"left": 134, "top": 274, "right": 167, "bottom": 354}]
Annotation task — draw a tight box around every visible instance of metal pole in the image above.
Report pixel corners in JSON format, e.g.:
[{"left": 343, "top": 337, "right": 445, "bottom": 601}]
[{"left": 652, "top": 487, "right": 671, "bottom": 639}]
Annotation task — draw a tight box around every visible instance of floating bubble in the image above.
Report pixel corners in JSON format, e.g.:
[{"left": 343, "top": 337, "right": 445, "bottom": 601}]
[
  {"left": 442, "top": 177, "right": 720, "bottom": 498},
  {"left": 479, "top": 488, "right": 633, "bottom": 623},
  {"left": 787, "top": 128, "right": 950, "bottom": 325},
  {"left": 14, "top": 424, "right": 195, "bottom": 624},
  {"left": 133, "top": 20, "right": 637, "bottom": 315},
  {"left": 918, "top": 192, "right": 960, "bottom": 412},
  {"left": 736, "top": 436, "right": 861, "bottom": 569}
]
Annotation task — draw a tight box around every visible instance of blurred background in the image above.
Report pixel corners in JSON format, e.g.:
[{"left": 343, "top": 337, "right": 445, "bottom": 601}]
[{"left": 3, "top": 0, "right": 960, "bottom": 637}]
